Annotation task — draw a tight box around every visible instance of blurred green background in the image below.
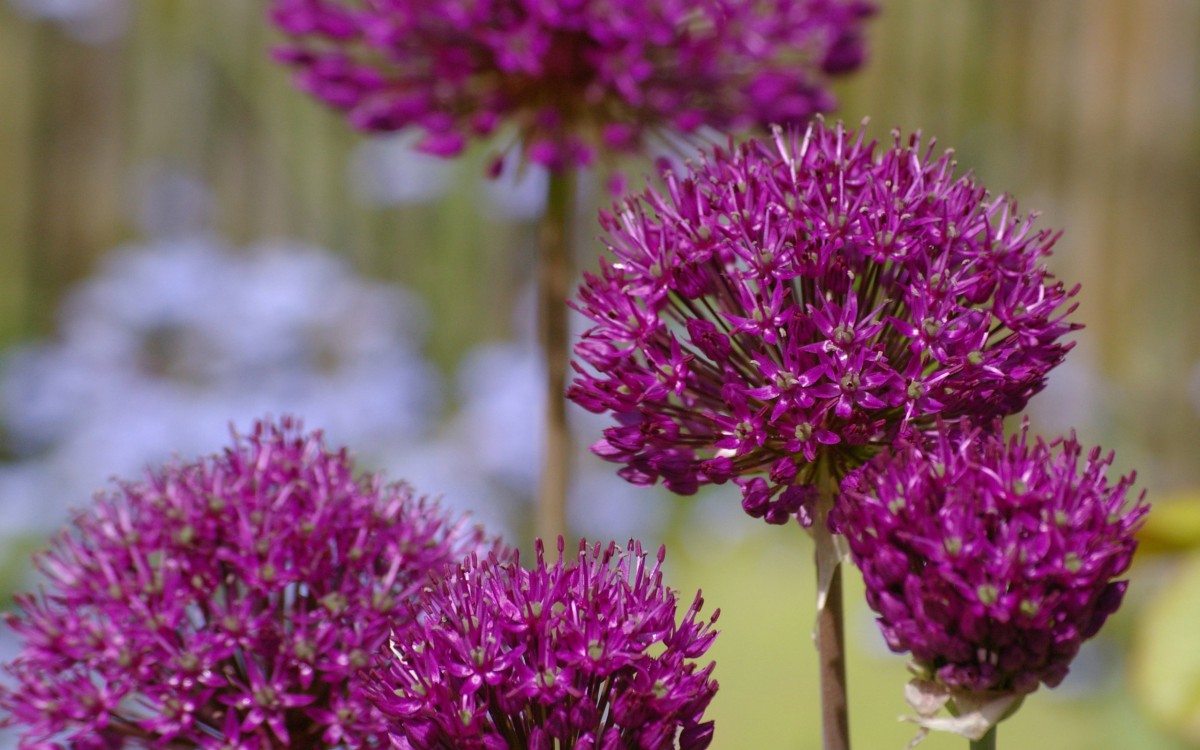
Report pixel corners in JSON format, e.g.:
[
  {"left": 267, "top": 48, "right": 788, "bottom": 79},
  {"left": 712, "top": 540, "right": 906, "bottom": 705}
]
[{"left": 1, "top": 1, "right": 1199, "bottom": 748}]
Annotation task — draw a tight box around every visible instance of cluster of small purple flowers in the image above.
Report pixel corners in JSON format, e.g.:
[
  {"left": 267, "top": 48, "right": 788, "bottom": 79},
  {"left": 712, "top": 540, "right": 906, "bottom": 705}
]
[
  {"left": 835, "top": 422, "right": 1147, "bottom": 697},
  {"left": 570, "top": 122, "right": 1079, "bottom": 524},
  {"left": 269, "top": 0, "right": 874, "bottom": 169},
  {"left": 366, "top": 539, "right": 719, "bottom": 750},
  {"left": 0, "top": 420, "right": 720, "bottom": 750},
  {"left": 1, "top": 0, "right": 1153, "bottom": 743},
  {"left": 0, "top": 419, "right": 495, "bottom": 749}
]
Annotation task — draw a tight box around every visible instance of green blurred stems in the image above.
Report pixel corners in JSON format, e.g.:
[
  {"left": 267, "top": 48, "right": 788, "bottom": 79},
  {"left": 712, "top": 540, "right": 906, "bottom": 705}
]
[{"left": 535, "top": 167, "right": 575, "bottom": 543}]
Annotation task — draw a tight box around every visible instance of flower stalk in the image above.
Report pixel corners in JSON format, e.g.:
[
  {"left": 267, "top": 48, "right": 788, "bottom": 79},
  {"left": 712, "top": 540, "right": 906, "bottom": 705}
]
[
  {"left": 813, "top": 465, "right": 850, "bottom": 750},
  {"left": 536, "top": 167, "right": 576, "bottom": 541}
]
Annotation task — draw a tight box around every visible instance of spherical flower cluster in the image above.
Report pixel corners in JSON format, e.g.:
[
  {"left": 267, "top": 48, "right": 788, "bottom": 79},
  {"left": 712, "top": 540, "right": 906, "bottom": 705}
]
[
  {"left": 0, "top": 418, "right": 498, "bottom": 749},
  {"left": 269, "top": 0, "right": 875, "bottom": 170},
  {"left": 569, "top": 122, "right": 1080, "bottom": 524},
  {"left": 366, "top": 538, "right": 719, "bottom": 750},
  {"left": 833, "top": 422, "right": 1147, "bottom": 697}
]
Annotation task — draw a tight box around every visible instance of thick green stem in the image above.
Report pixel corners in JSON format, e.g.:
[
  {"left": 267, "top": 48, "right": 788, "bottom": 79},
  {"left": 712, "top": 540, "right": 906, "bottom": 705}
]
[
  {"left": 970, "top": 727, "right": 997, "bottom": 750},
  {"left": 535, "top": 168, "right": 576, "bottom": 543},
  {"left": 813, "top": 471, "right": 851, "bottom": 750}
]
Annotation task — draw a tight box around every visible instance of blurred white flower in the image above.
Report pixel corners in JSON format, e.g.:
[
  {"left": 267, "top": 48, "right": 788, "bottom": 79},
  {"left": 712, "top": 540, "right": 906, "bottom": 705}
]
[
  {"left": 0, "top": 236, "right": 441, "bottom": 533},
  {"left": 0, "top": 628, "right": 19, "bottom": 750},
  {"left": 451, "top": 341, "right": 543, "bottom": 489},
  {"left": 130, "top": 165, "right": 215, "bottom": 239},
  {"left": 0, "top": 230, "right": 668, "bottom": 547},
  {"left": 349, "top": 131, "right": 455, "bottom": 206},
  {"left": 430, "top": 303, "right": 668, "bottom": 542},
  {"left": 1026, "top": 339, "right": 1108, "bottom": 436},
  {"left": 7, "top": 0, "right": 129, "bottom": 44},
  {"left": 480, "top": 147, "right": 549, "bottom": 221}
]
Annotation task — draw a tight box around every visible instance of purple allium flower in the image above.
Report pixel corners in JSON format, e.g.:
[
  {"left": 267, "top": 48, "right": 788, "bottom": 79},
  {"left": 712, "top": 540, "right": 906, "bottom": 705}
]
[
  {"left": 268, "top": 0, "right": 874, "bottom": 170},
  {"left": 569, "top": 122, "right": 1080, "bottom": 524},
  {"left": 0, "top": 417, "right": 499, "bottom": 749},
  {"left": 833, "top": 421, "right": 1147, "bottom": 698},
  {"left": 365, "top": 538, "right": 719, "bottom": 750}
]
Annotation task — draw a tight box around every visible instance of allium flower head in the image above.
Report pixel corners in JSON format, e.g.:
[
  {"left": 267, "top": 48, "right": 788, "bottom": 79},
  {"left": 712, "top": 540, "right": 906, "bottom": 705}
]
[
  {"left": 570, "top": 122, "right": 1080, "bottom": 524},
  {"left": 0, "top": 418, "right": 498, "bottom": 749},
  {"left": 834, "top": 421, "right": 1147, "bottom": 699},
  {"left": 366, "top": 538, "right": 719, "bottom": 750},
  {"left": 269, "top": 0, "right": 874, "bottom": 170}
]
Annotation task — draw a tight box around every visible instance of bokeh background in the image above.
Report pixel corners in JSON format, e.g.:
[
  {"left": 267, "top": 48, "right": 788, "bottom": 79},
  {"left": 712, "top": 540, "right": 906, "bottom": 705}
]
[{"left": 1, "top": 1, "right": 1199, "bottom": 748}]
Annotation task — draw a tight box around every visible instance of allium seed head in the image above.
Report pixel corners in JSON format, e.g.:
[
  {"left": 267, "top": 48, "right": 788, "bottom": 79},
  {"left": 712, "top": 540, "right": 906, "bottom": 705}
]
[
  {"left": 834, "top": 421, "right": 1147, "bottom": 697},
  {"left": 365, "top": 538, "right": 720, "bottom": 750},
  {"left": 269, "top": 0, "right": 874, "bottom": 170},
  {"left": 569, "top": 121, "right": 1080, "bottom": 524},
  {"left": 0, "top": 417, "right": 501, "bottom": 749}
]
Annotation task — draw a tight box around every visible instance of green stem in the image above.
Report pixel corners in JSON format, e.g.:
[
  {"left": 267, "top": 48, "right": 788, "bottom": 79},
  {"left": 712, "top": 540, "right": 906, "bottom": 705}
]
[
  {"left": 813, "top": 467, "right": 850, "bottom": 750},
  {"left": 535, "top": 167, "right": 576, "bottom": 543},
  {"left": 970, "top": 727, "right": 997, "bottom": 750}
]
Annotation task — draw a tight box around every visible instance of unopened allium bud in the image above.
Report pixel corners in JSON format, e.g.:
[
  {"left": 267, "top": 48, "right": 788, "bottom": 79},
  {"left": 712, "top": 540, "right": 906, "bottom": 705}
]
[
  {"left": 269, "top": 0, "right": 874, "bottom": 170},
  {"left": 570, "top": 122, "right": 1079, "bottom": 525},
  {"left": 835, "top": 422, "right": 1146, "bottom": 702},
  {"left": 0, "top": 417, "right": 500, "bottom": 749},
  {"left": 366, "top": 538, "right": 719, "bottom": 750}
]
